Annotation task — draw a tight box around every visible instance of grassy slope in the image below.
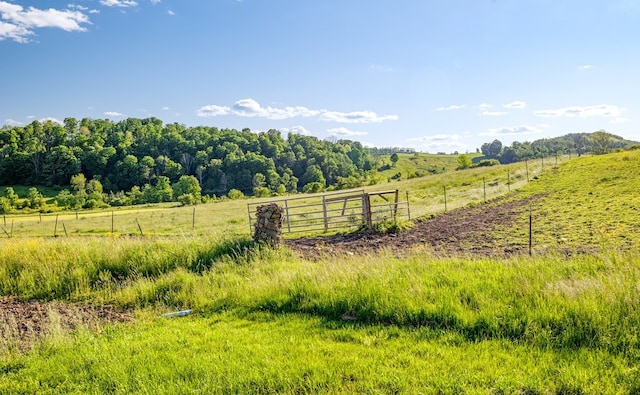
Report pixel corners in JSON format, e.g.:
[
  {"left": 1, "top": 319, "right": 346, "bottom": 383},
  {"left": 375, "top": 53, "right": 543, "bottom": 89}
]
[{"left": 1, "top": 151, "right": 640, "bottom": 393}]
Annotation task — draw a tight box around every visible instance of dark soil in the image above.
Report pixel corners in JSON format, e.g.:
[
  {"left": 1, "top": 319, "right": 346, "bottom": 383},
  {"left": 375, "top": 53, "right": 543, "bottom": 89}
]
[
  {"left": 0, "top": 297, "right": 131, "bottom": 351},
  {"left": 287, "top": 194, "right": 542, "bottom": 259}
]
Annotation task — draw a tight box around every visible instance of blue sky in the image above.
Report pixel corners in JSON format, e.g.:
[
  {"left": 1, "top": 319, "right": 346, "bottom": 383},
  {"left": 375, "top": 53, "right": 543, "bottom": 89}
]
[{"left": 1, "top": 0, "right": 639, "bottom": 153}]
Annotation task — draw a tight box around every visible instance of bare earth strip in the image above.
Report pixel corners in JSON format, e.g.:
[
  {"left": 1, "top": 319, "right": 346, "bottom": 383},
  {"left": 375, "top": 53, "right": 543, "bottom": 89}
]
[
  {"left": 0, "top": 297, "right": 131, "bottom": 351},
  {"left": 287, "top": 194, "right": 543, "bottom": 259}
]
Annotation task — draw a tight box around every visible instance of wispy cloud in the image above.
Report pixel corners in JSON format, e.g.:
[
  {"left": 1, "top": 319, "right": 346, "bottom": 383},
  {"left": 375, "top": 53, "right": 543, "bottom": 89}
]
[
  {"left": 503, "top": 101, "right": 526, "bottom": 109},
  {"left": 196, "top": 98, "right": 398, "bottom": 123},
  {"left": 327, "top": 127, "right": 367, "bottom": 137},
  {"left": 319, "top": 110, "right": 398, "bottom": 123},
  {"left": 578, "top": 65, "right": 593, "bottom": 70},
  {"left": 610, "top": 117, "right": 630, "bottom": 124},
  {"left": 196, "top": 105, "right": 231, "bottom": 117},
  {"left": 534, "top": 104, "right": 625, "bottom": 118},
  {"left": 477, "top": 103, "right": 492, "bottom": 111},
  {"left": 4, "top": 118, "right": 22, "bottom": 126},
  {"left": 481, "top": 125, "right": 542, "bottom": 137},
  {"left": 104, "top": 111, "right": 124, "bottom": 117},
  {"left": 280, "top": 125, "right": 312, "bottom": 135},
  {"left": 406, "top": 134, "right": 467, "bottom": 153},
  {"left": 150, "top": 0, "right": 161, "bottom": 4},
  {"left": 167, "top": 10, "right": 175, "bottom": 16},
  {"left": 0, "top": 1, "right": 90, "bottom": 43},
  {"left": 435, "top": 104, "right": 466, "bottom": 111},
  {"left": 479, "top": 111, "right": 508, "bottom": 116},
  {"left": 100, "top": 0, "right": 137, "bottom": 7}
]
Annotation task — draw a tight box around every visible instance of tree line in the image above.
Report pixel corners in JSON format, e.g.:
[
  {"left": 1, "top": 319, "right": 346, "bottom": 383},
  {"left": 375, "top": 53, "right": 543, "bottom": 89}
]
[
  {"left": 0, "top": 117, "right": 376, "bottom": 210},
  {"left": 479, "top": 130, "right": 634, "bottom": 164}
]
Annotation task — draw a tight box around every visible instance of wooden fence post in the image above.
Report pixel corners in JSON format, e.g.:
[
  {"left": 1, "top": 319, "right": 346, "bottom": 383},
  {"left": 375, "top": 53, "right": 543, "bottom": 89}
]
[{"left": 443, "top": 185, "right": 448, "bottom": 212}]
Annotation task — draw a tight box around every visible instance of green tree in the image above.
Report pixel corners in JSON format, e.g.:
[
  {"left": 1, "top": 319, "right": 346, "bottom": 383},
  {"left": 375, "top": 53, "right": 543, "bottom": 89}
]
[
  {"left": 591, "top": 130, "right": 615, "bottom": 155},
  {"left": 4, "top": 187, "right": 19, "bottom": 208},
  {"left": 390, "top": 153, "right": 399, "bottom": 168},
  {"left": 456, "top": 154, "right": 472, "bottom": 169},
  {"left": 173, "top": 175, "right": 202, "bottom": 203}
]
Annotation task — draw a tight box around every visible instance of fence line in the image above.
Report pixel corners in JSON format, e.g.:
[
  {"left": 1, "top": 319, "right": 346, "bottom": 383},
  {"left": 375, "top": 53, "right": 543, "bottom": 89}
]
[{"left": 0, "top": 155, "right": 567, "bottom": 238}]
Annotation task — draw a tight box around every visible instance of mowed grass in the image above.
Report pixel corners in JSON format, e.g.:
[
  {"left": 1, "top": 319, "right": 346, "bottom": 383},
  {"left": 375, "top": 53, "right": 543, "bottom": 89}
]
[{"left": 1, "top": 151, "right": 640, "bottom": 393}]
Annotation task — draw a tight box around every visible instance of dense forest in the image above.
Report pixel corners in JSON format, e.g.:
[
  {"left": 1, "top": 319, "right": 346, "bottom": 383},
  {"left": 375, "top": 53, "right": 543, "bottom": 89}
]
[{"left": 0, "top": 117, "right": 376, "bottom": 209}]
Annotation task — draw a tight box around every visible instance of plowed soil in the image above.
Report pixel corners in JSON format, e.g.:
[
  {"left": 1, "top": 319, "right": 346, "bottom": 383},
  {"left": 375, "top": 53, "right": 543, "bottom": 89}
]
[
  {"left": 287, "top": 194, "right": 542, "bottom": 259},
  {"left": 0, "top": 297, "right": 130, "bottom": 351}
]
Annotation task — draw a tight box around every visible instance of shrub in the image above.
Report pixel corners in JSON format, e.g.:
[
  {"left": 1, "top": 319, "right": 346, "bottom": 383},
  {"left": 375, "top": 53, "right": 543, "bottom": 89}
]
[
  {"left": 476, "top": 159, "right": 500, "bottom": 167},
  {"left": 227, "top": 189, "right": 245, "bottom": 200},
  {"left": 302, "top": 182, "right": 324, "bottom": 194},
  {"left": 177, "top": 193, "right": 196, "bottom": 206},
  {"left": 252, "top": 187, "right": 271, "bottom": 198}
]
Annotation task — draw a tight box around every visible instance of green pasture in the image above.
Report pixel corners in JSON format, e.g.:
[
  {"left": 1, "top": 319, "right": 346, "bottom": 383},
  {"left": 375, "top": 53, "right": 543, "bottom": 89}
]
[
  {"left": 1, "top": 150, "right": 639, "bottom": 393},
  {"left": 1, "top": 154, "right": 563, "bottom": 238}
]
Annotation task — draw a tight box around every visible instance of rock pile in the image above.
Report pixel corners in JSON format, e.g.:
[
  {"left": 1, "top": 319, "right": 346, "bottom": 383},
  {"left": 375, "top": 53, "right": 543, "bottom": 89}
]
[{"left": 253, "top": 203, "right": 284, "bottom": 245}]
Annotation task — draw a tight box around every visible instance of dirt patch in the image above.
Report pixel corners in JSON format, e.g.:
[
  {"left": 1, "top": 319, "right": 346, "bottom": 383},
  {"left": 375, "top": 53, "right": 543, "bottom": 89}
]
[
  {"left": 287, "top": 194, "right": 542, "bottom": 259},
  {"left": 0, "top": 297, "right": 131, "bottom": 351}
]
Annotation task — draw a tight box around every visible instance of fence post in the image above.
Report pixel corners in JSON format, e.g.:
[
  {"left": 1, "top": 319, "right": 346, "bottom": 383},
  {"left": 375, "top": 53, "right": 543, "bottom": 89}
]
[
  {"left": 507, "top": 170, "right": 511, "bottom": 192},
  {"left": 322, "top": 195, "right": 328, "bottom": 231},
  {"left": 529, "top": 205, "right": 533, "bottom": 256},
  {"left": 364, "top": 193, "right": 373, "bottom": 230},
  {"left": 541, "top": 156, "right": 544, "bottom": 170},
  {"left": 525, "top": 160, "right": 529, "bottom": 182},
  {"left": 284, "top": 199, "right": 291, "bottom": 233},
  {"left": 54, "top": 214, "right": 58, "bottom": 237},
  {"left": 62, "top": 221, "right": 68, "bottom": 237},
  {"left": 111, "top": 211, "right": 114, "bottom": 233},
  {"left": 136, "top": 218, "right": 144, "bottom": 236},
  {"left": 192, "top": 206, "right": 196, "bottom": 230},
  {"left": 406, "top": 191, "right": 411, "bottom": 221},
  {"left": 393, "top": 189, "right": 399, "bottom": 220},
  {"left": 247, "top": 203, "right": 253, "bottom": 233},
  {"left": 483, "top": 177, "right": 486, "bottom": 202},
  {"left": 443, "top": 185, "right": 448, "bottom": 212}
]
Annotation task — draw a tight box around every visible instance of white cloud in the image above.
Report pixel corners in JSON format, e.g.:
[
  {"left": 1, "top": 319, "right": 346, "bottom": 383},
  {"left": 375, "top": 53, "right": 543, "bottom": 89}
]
[
  {"left": 503, "top": 101, "right": 526, "bottom": 109},
  {"left": 327, "top": 127, "right": 367, "bottom": 137},
  {"left": 0, "top": 1, "right": 90, "bottom": 42},
  {"left": 479, "top": 111, "right": 508, "bottom": 116},
  {"left": 232, "top": 98, "right": 321, "bottom": 120},
  {"left": 195, "top": 105, "right": 231, "bottom": 117},
  {"left": 435, "top": 104, "right": 466, "bottom": 111},
  {"left": 39, "top": 117, "right": 63, "bottom": 125},
  {"left": 319, "top": 110, "right": 398, "bottom": 123},
  {"left": 579, "top": 65, "right": 593, "bottom": 70},
  {"left": 4, "top": 118, "right": 22, "bottom": 126},
  {"left": 610, "top": 117, "right": 630, "bottom": 124},
  {"left": 477, "top": 103, "right": 492, "bottom": 111},
  {"left": 104, "top": 111, "right": 124, "bottom": 117},
  {"left": 481, "top": 125, "right": 542, "bottom": 137},
  {"left": 26, "top": 115, "right": 35, "bottom": 119},
  {"left": 406, "top": 134, "right": 467, "bottom": 153},
  {"left": 534, "top": 104, "right": 625, "bottom": 118},
  {"left": 150, "top": 0, "right": 161, "bottom": 4},
  {"left": 280, "top": 125, "right": 312, "bottom": 135},
  {"left": 100, "top": 0, "right": 137, "bottom": 7},
  {"left": 196, "top": 98, "right": 398, "bottom": 124},
  {"left": 89, "top": 9, "right": 100, "bottom": 14},
  {"left": 162, "top": 106, "right": 169, "bottom": 111},
  {"left": 167, "top": 10, "right": 175, "bottom": 16}
]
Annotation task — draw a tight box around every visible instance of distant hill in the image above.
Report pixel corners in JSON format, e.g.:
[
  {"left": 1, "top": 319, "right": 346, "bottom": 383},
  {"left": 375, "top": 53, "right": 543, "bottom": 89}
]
[{"left": 480, "top": 130, "right": 639, "bottom": 164}]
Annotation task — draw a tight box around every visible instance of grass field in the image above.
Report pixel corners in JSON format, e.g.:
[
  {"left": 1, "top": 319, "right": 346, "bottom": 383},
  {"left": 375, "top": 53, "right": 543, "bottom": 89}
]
[
  {"left": 1, "top": 150, "right": 639, "bottom": 393},
  {"left": 1, "top": 153, "right": 558, "bottom": 238}
]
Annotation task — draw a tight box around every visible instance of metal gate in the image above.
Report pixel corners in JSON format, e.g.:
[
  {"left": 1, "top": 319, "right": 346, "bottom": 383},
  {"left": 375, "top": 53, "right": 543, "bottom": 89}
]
[{"left": 247, "top": 189, "right": 410, "bottom": 234}]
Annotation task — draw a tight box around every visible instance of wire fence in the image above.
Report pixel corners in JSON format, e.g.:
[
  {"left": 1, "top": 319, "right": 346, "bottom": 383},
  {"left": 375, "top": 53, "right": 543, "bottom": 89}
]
[{"left": 0, "top": 155, "right": 569, "bottom": 238}]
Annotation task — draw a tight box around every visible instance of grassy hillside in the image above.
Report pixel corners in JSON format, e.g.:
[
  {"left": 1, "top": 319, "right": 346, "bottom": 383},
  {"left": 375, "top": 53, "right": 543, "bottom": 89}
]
[{"left": 1, "top": 150, "right": 639, "bottom": 393}]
